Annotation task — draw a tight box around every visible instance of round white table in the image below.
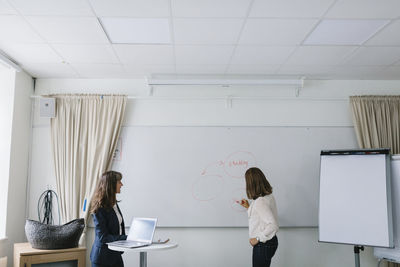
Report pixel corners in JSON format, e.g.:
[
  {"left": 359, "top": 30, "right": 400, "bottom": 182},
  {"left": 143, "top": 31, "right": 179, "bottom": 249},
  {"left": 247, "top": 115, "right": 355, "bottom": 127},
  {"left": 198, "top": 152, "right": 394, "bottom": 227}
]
[{"left": 108, "top": 242, "right": 178, "bottom": 267}]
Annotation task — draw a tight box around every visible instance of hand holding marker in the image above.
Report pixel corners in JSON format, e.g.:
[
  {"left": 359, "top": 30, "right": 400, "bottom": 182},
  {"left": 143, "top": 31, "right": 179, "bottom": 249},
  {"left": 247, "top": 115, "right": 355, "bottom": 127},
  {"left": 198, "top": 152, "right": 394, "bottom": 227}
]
[{"left": 236, "top": 199, "right": 249, "bottom": 209}]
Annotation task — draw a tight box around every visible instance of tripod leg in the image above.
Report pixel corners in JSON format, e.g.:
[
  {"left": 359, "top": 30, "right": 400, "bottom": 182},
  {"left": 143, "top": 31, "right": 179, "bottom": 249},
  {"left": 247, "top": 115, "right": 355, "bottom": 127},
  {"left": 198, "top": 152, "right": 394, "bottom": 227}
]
[{"left": 354, "top": 246, "right": 364, "bottom": 267}]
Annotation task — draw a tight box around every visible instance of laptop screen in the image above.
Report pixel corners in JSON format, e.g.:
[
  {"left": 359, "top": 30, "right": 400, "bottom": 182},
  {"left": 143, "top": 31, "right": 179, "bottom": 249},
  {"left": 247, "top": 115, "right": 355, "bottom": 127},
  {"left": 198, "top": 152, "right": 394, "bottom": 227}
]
[{"left": 127, "top": 217, "right": 157, "bottom": 242}]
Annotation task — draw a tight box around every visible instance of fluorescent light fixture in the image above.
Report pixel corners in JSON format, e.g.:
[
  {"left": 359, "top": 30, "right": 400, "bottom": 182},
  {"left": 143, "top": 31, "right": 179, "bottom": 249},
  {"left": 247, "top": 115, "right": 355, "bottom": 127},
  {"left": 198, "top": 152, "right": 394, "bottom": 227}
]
[
  {"left": 147, "top": 78, "right": 304, "bottom": 87},
  {"left": 100, "top": 18, "right": 171, "bottom": 44},
  {"left": 304, "top": 19, "right": 389, "bottom": 45},
  {"left": 0, "top": 51, "right": 21, "bottom": 72}
]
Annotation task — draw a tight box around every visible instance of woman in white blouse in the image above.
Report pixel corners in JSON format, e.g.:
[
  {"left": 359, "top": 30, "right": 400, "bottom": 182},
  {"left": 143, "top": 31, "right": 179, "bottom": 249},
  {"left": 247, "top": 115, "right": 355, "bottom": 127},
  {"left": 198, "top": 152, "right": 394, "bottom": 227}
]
[{"left": 238, "top": 167, "right": 279, "bottom": 267}]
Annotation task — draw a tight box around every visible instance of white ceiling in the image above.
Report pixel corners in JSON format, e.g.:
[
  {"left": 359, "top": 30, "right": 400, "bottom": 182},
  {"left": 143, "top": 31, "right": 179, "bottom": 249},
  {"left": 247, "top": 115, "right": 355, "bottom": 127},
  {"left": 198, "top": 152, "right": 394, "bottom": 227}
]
[{"left": 0, "top": 0, "right": 400, "bottom": 79}]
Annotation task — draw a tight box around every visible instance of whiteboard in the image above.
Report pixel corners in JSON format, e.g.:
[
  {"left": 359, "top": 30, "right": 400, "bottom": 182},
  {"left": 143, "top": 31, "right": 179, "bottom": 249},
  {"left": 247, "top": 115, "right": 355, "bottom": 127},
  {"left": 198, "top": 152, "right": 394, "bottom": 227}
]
[
  {"left": 319, "top": 150, "right": 393, "bottom": 247},
  {"left": 375, "top": 155, "right": 400, "bottom": 261},
  {"left": 112, "top": 126, "right": 357, "bottom": 227}
]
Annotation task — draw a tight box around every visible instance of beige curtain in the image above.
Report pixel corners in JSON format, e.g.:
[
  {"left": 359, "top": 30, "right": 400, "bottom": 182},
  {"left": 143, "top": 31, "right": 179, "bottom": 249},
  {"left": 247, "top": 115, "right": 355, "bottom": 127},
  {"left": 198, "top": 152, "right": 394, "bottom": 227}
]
[
  {"left": 50, "top": 94, "right": 126, "bottom": 242},
  {"left": 350, "top": 96, "right": 399, "bottom": 267},
  {"left": 350, "top": 95, "right": 400, "bottom": 154}
]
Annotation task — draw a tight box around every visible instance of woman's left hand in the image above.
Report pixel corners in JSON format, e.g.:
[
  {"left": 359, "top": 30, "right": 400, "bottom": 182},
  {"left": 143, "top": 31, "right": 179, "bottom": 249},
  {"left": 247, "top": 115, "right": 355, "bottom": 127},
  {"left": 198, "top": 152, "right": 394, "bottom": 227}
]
[{"left": 249, "top": 238, "right": 259, "bottom": 246}]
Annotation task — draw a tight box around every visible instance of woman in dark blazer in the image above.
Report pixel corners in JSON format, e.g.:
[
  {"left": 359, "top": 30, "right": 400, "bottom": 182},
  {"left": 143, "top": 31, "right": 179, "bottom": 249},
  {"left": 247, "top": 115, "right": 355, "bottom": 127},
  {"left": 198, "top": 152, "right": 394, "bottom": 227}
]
[{"left": 90, "top": 171, "right": 127, "bottom": 267}]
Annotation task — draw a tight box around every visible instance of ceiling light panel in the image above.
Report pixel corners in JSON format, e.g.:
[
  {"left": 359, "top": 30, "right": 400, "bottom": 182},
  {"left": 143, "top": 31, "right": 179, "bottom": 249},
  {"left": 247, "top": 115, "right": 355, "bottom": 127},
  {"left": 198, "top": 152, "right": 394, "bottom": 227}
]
[
  {"left": 89, "top": 0, "right": 170, "bottom": 17},
  {"left": 249, "top": 0, "right": 335, "bottom": 18},
  {"left": 27, "top": 17, "right": 109, "bottom": 44},
  {"left": 172, "top": 0, "right": 251, "bottom": 18},
  {"left": 304, "top": 19, "right": 389, "bottom": 45},
  {"left": 174, "top": 18, "right": 243, "bottom": 45},
  {"left": 366, "top": 20, "right": 400, "bottom": 46},
  {"left": 101, "top": 18, "right": 170, "bottom": 44},
  {"left": 11, "top": 0, "right": 93, "bottom": 16},
  {"left": 326, "top": 0, "right": 400, "bottom": 19},
  {"left": 239, "top": 19, "right": 318, "bottom": 45}
]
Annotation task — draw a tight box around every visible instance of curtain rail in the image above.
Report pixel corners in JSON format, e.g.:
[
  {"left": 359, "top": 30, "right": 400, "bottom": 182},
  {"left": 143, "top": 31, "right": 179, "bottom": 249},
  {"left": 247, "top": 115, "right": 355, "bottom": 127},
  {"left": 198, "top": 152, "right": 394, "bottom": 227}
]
[{"left": 30, "top": 95, "right": 348, "bottom": 101}]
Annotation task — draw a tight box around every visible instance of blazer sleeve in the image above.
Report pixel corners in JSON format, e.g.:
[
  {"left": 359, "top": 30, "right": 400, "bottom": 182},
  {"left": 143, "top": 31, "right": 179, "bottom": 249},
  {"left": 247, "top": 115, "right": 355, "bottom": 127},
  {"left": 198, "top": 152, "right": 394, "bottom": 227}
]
[{"left": 92, "top": 209, "right": 127, "bottom": 244}]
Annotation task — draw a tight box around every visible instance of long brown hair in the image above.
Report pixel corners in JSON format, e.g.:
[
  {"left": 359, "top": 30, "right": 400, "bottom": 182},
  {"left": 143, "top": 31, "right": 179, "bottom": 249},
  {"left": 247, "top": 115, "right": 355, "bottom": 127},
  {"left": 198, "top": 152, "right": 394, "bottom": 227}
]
[
  {"left": 90, "top": 171, "right": 122, "bottom": 214},
  {"left": 245, "top": 167, "right": 273, "bottom": 200}
]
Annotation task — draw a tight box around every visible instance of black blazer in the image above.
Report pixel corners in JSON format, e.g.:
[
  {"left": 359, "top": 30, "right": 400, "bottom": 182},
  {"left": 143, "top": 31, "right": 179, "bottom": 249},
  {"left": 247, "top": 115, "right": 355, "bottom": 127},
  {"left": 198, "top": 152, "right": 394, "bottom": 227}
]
[{"left": 90, "top": 204, "right": 127, "bottom": 265}]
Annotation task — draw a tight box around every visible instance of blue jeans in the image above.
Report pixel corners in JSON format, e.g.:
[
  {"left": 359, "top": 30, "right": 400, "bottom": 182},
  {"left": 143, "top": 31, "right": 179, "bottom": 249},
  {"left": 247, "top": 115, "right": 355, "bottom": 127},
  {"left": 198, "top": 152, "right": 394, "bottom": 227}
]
[{"left": 252, "top": 235, "right": 278, "bottom": 267}]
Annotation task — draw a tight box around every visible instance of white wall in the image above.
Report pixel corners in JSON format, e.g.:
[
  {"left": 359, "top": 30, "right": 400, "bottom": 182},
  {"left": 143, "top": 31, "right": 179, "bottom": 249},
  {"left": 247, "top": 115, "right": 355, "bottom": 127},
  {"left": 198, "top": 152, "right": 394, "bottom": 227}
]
[
  {"left": 0, "top": 66, "right": 15, "bottom": 264},
  {"left": 28, "top": 78, "right": 400, "bottom": 267},
  {"left": 0, "top": 70, "right": 33, "bottom": 267}
]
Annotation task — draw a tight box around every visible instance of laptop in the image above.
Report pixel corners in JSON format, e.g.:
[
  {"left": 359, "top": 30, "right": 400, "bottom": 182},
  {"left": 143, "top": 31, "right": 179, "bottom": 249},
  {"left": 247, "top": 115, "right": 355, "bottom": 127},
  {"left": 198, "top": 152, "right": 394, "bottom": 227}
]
[{"left": 107, "top": 217, "right": 157, "bottom": 248}]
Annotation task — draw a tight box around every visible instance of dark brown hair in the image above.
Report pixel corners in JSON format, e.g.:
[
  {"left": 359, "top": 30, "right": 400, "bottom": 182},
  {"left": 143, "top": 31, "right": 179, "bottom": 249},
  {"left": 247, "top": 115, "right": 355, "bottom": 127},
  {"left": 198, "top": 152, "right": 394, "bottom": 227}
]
[
  {"left": 245, "top": 167, "right": 273, "bottom": 200},
  {"left": 90, "top": 171, "right": 122, "bottom": 214}
]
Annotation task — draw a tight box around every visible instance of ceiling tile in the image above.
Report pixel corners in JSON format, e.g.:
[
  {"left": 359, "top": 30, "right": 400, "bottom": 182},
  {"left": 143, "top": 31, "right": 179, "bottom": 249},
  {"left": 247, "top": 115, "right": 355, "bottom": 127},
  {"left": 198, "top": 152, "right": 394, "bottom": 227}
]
[
  {"left": 328, "top": 66, "right": 388, "bottom": 79},
  {"left": 174, "top": 18, "right": 243, "bottom": 45},
  {"left": 239, "top": 19, "right": 317, "bottom": 45},
  {"left": 231, "top": 46, "right": 295, "bottom": 65},
  {"left": 175, "top": 45, "right": 234, "bottom": 65},
  {"left": 71, "top": 63, "right": 127, "bottom": 78},
  {"left": 284, "top": 46, "right": 358, "bottom": 65},
  {"left": 52, "top": 44, "right": 119, "bottom": 63},
  {"left": 0, "top": 43, "right": 62, "bottom": 64},
  {"left": 113, "top": 44, "right": 174, "bottom": 65},
  {"left": 326, "top": 0, "right": 400, "bottom": 19},
  {"left": 0, "top": 0, "right": 17, "bottom": 14},
  {"left": 344, "top": 47, "right": 400, "bottom": 65},
  {"left": 304, "top": 19, "right": 389, "bottom": 45},
  {"left": 175, "top": 64, "right": 227, "bottom": 74},
  {"left": 89, "top": 0, "right": 170, "bottom": 17},
  {"left": 26, "top": 17, "right": 109, "bottom": 44},
  {"left": 124, "top": 64, "right": 176, "bottom": 75},
  {"left": 277, "top": 65, "right": 339, "bottom": 77},
  {"left": 22, "top": 62, "right": 78, "bottom": 78},
  {"left": 366, "top": 20, "right": 400, "bottom": 46},
  {"left": 100, "top": 18, "right": 171, "bottom": 44},
  {"left": 226, "top": 64, "right": 280, "bottom": 74},
  {"left": 172, "top": 0, "right": 251, "bottom": 18},
  {"left": 379, "top": 66, "right": 400, "bottom": 79},
  {"left": 249, "top": 0, "right": 335, "bottom": 18},
  {"left": 11, "top": 0, "right": 93, "bottom": 16},
  {"left": 0, "top": 15, "right": 44, "bottom": 43}
]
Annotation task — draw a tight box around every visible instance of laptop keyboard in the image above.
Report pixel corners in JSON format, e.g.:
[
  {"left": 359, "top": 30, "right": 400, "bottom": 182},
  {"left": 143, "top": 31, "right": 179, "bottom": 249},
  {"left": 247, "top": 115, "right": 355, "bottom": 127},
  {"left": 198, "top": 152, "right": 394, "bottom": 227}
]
[{"left": 109, "top": 240, "right": 149, "bottom": 248}]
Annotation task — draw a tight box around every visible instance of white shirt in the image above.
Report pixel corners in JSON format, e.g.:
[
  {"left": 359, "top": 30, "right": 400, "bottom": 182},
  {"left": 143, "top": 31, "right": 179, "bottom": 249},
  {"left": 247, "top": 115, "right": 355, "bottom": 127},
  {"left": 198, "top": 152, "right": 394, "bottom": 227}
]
[
  {"left": 248, "top": 194, "right": 279, "bottom": 243},
  {"left": 113, "top": 204, "right": 123, "bottom": 235}
]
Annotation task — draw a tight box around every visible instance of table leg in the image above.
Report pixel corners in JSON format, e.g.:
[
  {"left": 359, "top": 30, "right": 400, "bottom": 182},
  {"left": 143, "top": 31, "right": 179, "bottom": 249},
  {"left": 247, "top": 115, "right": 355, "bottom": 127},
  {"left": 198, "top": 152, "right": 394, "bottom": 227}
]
[{"left": 140, "top": 252, "right": 147, "bottom": 267}]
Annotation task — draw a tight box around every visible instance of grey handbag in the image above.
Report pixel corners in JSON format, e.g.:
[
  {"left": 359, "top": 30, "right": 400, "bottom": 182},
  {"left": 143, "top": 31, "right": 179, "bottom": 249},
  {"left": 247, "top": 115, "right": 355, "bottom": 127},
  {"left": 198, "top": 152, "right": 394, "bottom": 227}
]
[{"left": 25, "top": 218, "right": 84, "bottom": 249}]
